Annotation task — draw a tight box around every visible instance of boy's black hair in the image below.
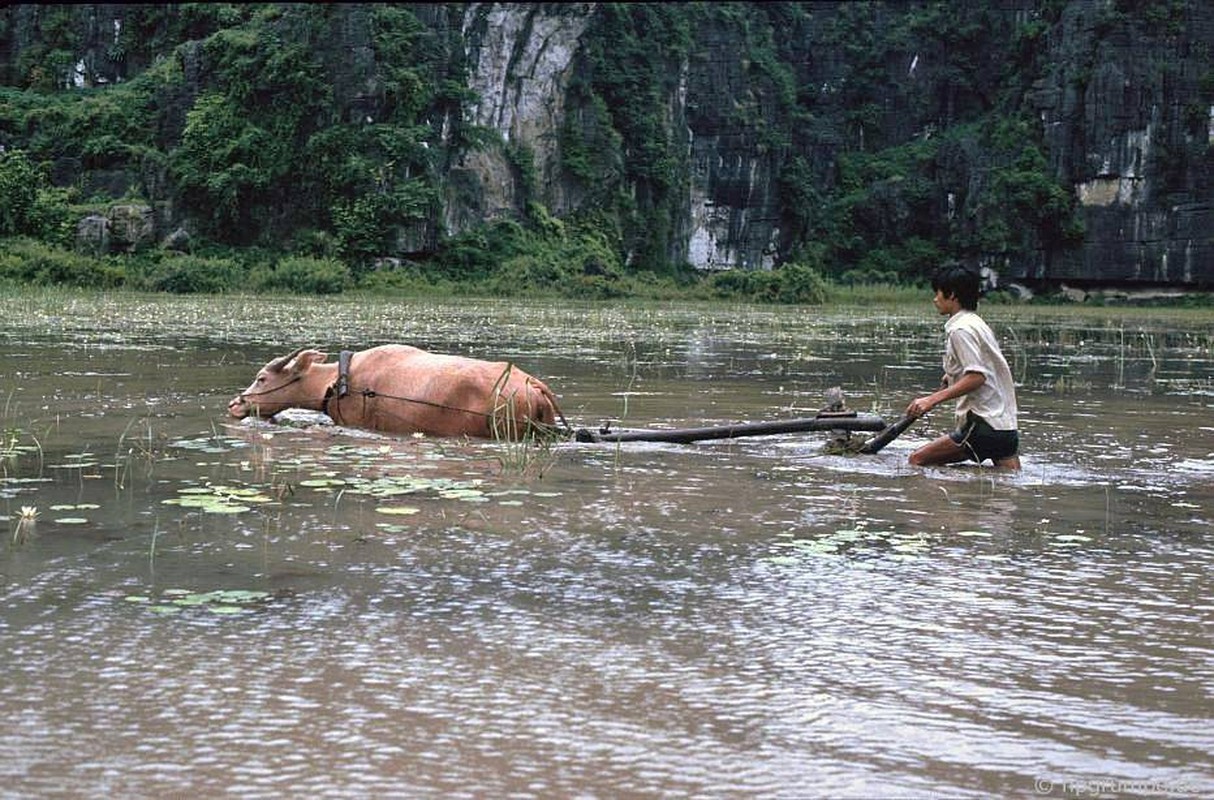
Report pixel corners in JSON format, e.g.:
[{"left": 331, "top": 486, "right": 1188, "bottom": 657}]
[{"left": 931, "top": 261, "right": 981, "bottom": 310}]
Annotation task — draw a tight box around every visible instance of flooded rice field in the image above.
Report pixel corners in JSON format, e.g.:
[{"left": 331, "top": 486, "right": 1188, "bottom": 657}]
[{"left": 1, "top": 290, "right": 1211, "bottom": 798}]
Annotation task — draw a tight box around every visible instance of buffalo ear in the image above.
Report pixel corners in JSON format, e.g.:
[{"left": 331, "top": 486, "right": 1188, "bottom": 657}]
[{"left": 285, "top": 349, "right": 328, "bottom": 374}]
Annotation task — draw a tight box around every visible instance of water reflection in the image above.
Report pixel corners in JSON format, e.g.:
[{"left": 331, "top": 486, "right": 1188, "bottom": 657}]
[{"left": 1, "top": 294, "right": 1212, "bottom": 798}]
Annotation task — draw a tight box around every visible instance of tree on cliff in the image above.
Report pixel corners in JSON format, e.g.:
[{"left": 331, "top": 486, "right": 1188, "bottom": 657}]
[{"left": 0, "top": 2, "right": 1209, "bottom": 293}]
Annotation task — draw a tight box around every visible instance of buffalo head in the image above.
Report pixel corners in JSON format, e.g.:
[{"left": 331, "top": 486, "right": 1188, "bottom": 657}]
[{"left": 228, "top": 348, "right": 329, "bottom": 419}]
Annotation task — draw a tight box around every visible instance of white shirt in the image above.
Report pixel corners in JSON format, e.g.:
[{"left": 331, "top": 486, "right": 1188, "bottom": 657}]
[{"left": 943, "top": 310, "right": 1018, "bottom": 430}]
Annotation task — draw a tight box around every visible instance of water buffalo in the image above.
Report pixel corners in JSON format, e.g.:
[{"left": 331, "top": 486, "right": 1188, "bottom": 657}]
[{"left": 228, "top": 345, "right": 566, "bottom": 439}]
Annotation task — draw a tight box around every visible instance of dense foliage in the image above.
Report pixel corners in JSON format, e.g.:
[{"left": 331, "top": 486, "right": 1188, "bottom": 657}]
[{"left": 0, "top": 2, "right": 1202, "bottom": 300}]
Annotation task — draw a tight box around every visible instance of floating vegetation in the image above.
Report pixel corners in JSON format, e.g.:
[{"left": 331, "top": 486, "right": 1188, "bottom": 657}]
[
  {"left": 2, "top": 425, "right": 42, "bottom": 464},
  {"left": 162, "top": 483, "right": 276, "bottom": 515},
  {"left": 149, "top": 430, "right": 560, "bottom": 527},
  {"left": 764, "top": 555, "right": 802, "bottom": 567},
  {"left": 47, "top": 452, "right": 100, "bottom": 471},
  {"left": 376, "top": 505, "right": 421, "bottom": 516},
  {"left": 50, "top": 503, "right": 101, "bottom": 524},
  {"left": 299, "top": 478, "right": 346, "bottom": 488},
  {"left": 123, "top": 588, "right": 275, "bottom": 615},
  {"left": 765, "top": 525, "right": 942, "bottom": 566},
  {"left": 168, "top": 434, "right": 249, "bottom": 455},
  {"left": 302, "top": 474, "right": 491, "bottom": 504},
  {"left": 0, "top": 475, "right": 52, "bottom": 501}
]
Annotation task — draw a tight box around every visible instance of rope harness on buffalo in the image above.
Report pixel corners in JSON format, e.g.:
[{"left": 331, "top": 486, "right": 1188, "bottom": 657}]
[{"left": 320, "top": 350, "right": 571, "bottom": 437}]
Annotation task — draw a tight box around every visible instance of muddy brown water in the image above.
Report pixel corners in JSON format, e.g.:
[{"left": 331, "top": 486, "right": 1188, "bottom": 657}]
[{"left": 1, "top": 291, "right": 1211, "bottom": 799}]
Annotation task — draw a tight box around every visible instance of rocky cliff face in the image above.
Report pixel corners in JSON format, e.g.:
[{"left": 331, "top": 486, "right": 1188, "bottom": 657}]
[
  {"left": 2, "top": 2, "right": 1211, "bottom": 286},
  {"left": 452, "top": 1, "right": 1211, "bottom": 285},
  {"left": 681, "top": 18, "right": 782, "bottom": 271},
  {"left": 447, "top": 3, "right": 593, "bottom": 233},
  {"left": 1027, "top": 1, "right": 1214, "bottom": 285}
]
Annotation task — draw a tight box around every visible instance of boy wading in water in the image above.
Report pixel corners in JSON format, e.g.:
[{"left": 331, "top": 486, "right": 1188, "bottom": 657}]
[{"left": 906, "top": 263, "right": 1021, "bottom": 470}]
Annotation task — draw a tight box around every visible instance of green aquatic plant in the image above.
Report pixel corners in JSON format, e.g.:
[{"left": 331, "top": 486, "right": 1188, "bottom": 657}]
[
  {"left": 376, "top": 504, "right": 421, "bottom": 516},
  {"left": 765, "top": 524, "right": 940, "bottom": 566},
  {"left": 609, "top": 335, "right": 642, "bottom": 472},
  {"left": 162, "top": 483, "right": 276, "bottom": 515},
  {"left": 1, "top": 424, "right": 43, "bottom": 476},
  {"left": 124, "top": 588, "right": 276, "bottom": 615},
  {"left": 11, "top": 504, "right": 39, "bottom": 544},
  {"left": 1, "top": 426, "right": 20, "bottom": 461},
  {"left": 114, "top": 417, "right": 160, "bottom": 490},
  {"left": 490, "top": 423, "right": 564, "bottom": 478},
  {"left": 486, "top": 365, "right": 566, "bottom": 477},
  {"left": 47, "top": 503, "right": 99, "bottom": 525}
]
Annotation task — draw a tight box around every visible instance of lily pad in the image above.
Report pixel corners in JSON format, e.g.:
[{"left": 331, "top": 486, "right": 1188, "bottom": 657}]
[
  {"left": 763, "top": 556, "right": 802, "bottom": 566},
  {"left": 439, "top": 488, "right": 488, "bottom": 502},
  {"left": 201, "top": 504, "right": 251, "bottom": 515},
  {"left": 376, "top": 505, "right": 421, "bottom": 516},
  {"left": 128, "top": 588, "right": 274, "bottom": 613},
  {"left": 207, "top": 605, "right": 248, "bottom": 615},
  {"left": 299, "top": 478, "right": 346, "bottom": 488},
  {"left": 162, "top": 483, "right": 273, "bottom": 515}
]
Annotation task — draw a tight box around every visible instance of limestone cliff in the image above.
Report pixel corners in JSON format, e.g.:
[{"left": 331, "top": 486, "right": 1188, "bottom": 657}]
[
  {"left": 1, "top": 2, "right": 1211, "bottom": 286},
  {"left": 1027, "top": 1, "right": 1214, "bottom": 285},
  {"left": 448, "top": 2, "right": 593, "bottom": 233},
  {"left": 449, "top": 0, "right": 1214, "bottom": 284}
]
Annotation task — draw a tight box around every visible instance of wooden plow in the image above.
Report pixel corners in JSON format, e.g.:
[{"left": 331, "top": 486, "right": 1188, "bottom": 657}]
[{"left": 570, "top": 388, "right": 917, "bottom": 454}]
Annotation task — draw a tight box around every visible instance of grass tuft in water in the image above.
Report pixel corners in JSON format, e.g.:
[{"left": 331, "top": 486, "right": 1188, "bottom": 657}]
[
  {"left": 487, "top": 366, "right": 565, "bottom": 477},
  {"left": 11, "top": 504, "right": 39, "bottom": 544}
]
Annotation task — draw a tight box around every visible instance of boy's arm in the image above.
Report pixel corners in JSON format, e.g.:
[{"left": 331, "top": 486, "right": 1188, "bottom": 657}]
[{"left": 906, "top": 371, "right": 985, "bottom": 419}]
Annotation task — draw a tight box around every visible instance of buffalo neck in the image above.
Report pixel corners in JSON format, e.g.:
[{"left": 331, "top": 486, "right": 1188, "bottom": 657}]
[{"left": 298, "top": 363, "right": 339, "bottom": 411}]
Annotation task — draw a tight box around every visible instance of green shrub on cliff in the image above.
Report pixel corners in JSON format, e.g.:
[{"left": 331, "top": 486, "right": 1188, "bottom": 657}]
[
  {"left": 0, "top": 150, "right": 39, "bottom": 236},
  {"left": 0, "top": 149, "right": 73, "bottom": 244}
]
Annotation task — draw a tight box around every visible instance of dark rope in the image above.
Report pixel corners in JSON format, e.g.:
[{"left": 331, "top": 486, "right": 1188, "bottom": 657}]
[
  {"left": 326, "top": 383, "right": 572, "bottom": 437},
  {"left": 239, "top": 374, "right": 304, "bottom": 399}
]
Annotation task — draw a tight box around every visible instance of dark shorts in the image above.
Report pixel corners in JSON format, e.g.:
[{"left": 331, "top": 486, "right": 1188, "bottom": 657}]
[{"left": 950, "top": 413, "right": 1019, "bottom": 463}]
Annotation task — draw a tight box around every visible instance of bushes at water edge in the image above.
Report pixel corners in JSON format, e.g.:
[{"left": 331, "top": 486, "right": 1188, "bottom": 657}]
[
  {"left": 0, "top": 235, "right": 873, "bottom": 305},
  {"left": 0, "top": 238, "right": 124, "bottom": 288}
]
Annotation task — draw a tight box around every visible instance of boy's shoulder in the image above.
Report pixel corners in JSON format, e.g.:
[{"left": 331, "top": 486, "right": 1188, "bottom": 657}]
[
  {"left": 945, "top": 309, "right": 996, "bottom": 337},
  {"left": 946, "top": 309, "right": 985, "bottom": 327}
]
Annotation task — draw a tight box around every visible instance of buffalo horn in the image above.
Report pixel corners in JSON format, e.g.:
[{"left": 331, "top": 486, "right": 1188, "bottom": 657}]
[{"left": 268, "top": 347, "right": 309, "bottom": 372}]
